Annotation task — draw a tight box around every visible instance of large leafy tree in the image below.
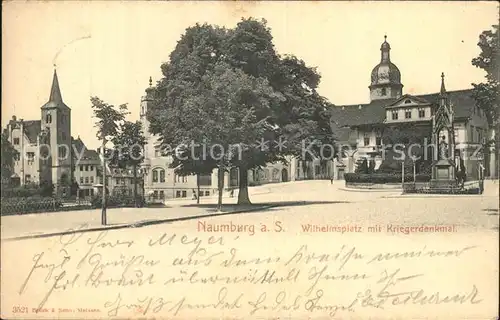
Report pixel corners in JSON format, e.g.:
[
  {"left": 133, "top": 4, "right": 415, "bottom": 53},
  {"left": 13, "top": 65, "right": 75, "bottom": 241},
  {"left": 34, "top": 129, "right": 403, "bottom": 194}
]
[
  {"left": 109, "top": 120, "right": 147, "bottom": 206},
  {"left": 471, "top": 24, "right": 499, "bottom": 177},
  {"left": 149, "top": 18, "right": 335, "bottom": 207},
  {"left": 90, "top": 97, "right": 130, "bottom": 198}
]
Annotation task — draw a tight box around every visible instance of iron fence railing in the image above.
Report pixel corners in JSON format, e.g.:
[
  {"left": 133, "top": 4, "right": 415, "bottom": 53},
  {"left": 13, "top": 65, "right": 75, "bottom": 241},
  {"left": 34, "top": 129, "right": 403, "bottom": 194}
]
[
  {"left": 1, "top": 197, "right": 93, "bottom": 216},
  {"left": 403, "top": 180, "right": 484, "bottom": 194}
]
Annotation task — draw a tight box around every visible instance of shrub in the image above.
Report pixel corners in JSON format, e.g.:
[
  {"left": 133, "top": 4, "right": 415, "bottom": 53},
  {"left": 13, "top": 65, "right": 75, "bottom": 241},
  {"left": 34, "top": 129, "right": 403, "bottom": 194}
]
[
  {"left": 91, "top": 195, "right": 145, "bottom": 208},
  {"left": 1, "top": 197, "right": 63, "bottom": 215},
  {"left": 344, "top": 173, "right": 431, "bottom": 184}
]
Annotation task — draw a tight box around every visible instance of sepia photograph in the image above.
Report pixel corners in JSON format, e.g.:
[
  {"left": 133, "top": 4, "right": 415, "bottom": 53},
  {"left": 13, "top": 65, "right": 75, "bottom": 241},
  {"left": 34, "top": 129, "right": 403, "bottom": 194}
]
[{"left": 1, "top": 1, "right": 499, "bottom": 319}]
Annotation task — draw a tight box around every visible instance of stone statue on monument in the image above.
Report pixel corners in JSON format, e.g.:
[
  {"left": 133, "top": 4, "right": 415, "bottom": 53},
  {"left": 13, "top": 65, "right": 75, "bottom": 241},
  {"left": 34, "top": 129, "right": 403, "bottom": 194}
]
[{"left": 439, "top": 135, "right": 448, "bottom": 160}]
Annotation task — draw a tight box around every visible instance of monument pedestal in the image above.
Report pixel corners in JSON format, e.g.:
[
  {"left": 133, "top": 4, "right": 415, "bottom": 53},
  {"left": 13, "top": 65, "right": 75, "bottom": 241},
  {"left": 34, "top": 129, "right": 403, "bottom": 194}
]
[{"left": 430, "top": 159, "right": 457, "bottom": 189}]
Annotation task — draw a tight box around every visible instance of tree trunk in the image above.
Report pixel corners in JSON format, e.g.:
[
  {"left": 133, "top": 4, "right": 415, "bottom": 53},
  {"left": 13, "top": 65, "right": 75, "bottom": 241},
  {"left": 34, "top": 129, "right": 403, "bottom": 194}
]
[
  {"left": 217, "top": 165, "right": 224, "bottom": 212},
  {"left": 237, "top": 165, "right": 251, "bottom": 205},
  {"left": 302, "top": 160, "right": 308, "bottom": 179},
  {"left": 133, "top": 165, "right": 138, "bottom": 207},
  {"left": 196, "top": 174, "right": 200, "bottom": 204}
]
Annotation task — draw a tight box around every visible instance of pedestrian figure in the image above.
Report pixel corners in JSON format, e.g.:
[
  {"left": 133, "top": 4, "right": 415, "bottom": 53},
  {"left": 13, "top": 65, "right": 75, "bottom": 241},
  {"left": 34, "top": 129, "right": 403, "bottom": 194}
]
[
  {"left": 230, "top": 189, "right": 234, "bottom": 198},
  {"left": 192, "top": 189, "right": 197, "bottom": 200},
  {"left": 330, "top": 176, "right": 334, "bottom": 184}
]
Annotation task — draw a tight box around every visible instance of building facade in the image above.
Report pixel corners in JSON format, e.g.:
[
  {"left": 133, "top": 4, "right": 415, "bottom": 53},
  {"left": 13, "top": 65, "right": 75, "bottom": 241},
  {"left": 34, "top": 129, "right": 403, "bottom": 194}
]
[
  {"left": 330, "top": 36, "right": 493, "bottom": 181},
  {"left": 5, "top": 69, "right": 74, "bottom": 194}
]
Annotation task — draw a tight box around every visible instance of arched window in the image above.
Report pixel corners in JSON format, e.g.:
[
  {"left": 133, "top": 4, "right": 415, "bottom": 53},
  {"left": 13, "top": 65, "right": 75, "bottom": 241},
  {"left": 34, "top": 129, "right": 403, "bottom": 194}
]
[
  {"left": 152, "top": 168, "right": 165, "bottom": 183},
  {"left": 46, "top": 114, "right": 52, "bottom": 124}
]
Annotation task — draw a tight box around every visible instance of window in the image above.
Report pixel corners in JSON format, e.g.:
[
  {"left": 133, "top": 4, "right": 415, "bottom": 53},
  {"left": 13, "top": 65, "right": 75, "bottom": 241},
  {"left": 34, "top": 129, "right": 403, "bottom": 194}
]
[
  {"left": 85, "top": 177, "right": 89, "bottom": 184},
  {"left": 418, "top": 108, "right": 425, "bottom": 118},
  {"left": 154, "top": 147, "right": 161, "bottom": 157},
  {"left": 160, "top": 170, "right": 165, "bottom": 183},
  {"left": 116, "top": 178, "right": 120, "bottom": 185},
  {"left": 391, "top": 110, "right": 398, "bottom": 120},
  {"left": 199, "top": 174, "right": 212, "bottom": 186},
  {"left": 205, "top": 191, "right": 210, "bottom": 196},
  {"left": 175, "top": 174, "right": 186, "bottom": 183},
  {"left": 405, "top": 109, "right": 412, "bottom": 119},
  {"left": 58, "top": 146, "right": 67, "bottom": 159},
  {"left": 159, "top": 191, "right": 164, "bottom": 199},
  {"left": 27, "top": 152, "right": 35, "bottom": 164},
  {"left": 153, "top": 170, "right": 158, "bottom": 183},
  {"left": 85, "top": 165, "right": 89, "bottom": 171},
  {"left": 122, "top": 179, "right": 126, "bottom": 185},
  {"left": 80, "top": 177, "right": 84, "bottom": 183},
  {"left": 153, "top": 191, "right": 159, "bottom": 199},
  {"left": 376, "top": 137, "right": 382, "bottom": 146},
  {"left": 90, "top": 165, "right": 94, "bottom": 171},
  {"left": 405, "top": 99, "right": 412, "bottom": 104},
  {"left": 182, "top": 190, "right": 187, "bottom": 198},
  {"left": 477, "top": 128, "right": 482, "bottom": 144},
  {"left": 363, "top": 133, "right": 370, "bottom": 146},
  {"left": 25, "top": 174, "right": 31, "bottom": 183},
  {"left": 80, "top": 165, "right": 84, "bottom": 171},
  {"left": 90, "top": 176, "right": 94, "bottom": 184},
  {"left": 13, "top": 138, "right": 19, "bottom": 145},
  {"left": 14, "top": 153, "right": 20, "bottom": 161},
  {"left": 45, "top": 114, "right": 52, "bottom": 123},
  {"left": 176, "top": 191, "right": 181, "bottom": 198},
  {"left": 381, "top": 88, "right": 386, "bottom": 96},
  {"left": 470, "top": 125, "right": 475, "bottom": 142}
]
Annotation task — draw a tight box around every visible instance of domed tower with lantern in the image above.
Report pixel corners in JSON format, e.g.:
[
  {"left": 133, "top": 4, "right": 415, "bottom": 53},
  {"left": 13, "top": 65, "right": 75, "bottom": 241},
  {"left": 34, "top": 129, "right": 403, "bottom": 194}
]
[{"left": 369, "top": 36, "right": 403, "bottom": 101}]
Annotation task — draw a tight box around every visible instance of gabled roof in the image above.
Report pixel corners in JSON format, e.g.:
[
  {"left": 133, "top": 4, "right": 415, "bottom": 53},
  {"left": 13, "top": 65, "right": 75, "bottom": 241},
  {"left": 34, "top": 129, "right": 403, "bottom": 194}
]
[
  {"left": 387, "top": 94, "right": 431, "bottom": 107},
  {"left": 330, "top": 89, "right": 476, "bottom": 128},
  {"left": 71, "top": 137, "right": 100, "bottom": 161},
  {"left": 23, "top": 120, "right": 41, "bottom": 143}
]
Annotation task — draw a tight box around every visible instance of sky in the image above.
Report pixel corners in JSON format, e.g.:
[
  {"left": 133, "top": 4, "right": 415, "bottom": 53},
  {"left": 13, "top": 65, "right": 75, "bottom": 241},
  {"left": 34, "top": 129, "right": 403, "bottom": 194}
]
[{"left": 2, "top": 1, "right": 498, "bottom": 149}]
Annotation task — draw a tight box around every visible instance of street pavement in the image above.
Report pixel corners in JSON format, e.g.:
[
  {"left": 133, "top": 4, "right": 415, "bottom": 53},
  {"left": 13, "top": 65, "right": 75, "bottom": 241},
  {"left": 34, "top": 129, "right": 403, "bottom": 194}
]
[
  {"left": 1, "top": 180, "right": 498, "bottom": 240},
  {"left": 1, "top": 180, "right": 498, "bottom": 319}
]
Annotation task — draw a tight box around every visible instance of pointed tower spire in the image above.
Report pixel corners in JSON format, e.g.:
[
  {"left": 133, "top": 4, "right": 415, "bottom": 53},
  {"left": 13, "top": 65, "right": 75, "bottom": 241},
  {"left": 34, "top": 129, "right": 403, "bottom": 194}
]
[
  {"left": 440, "top": 72, "right": 446, "bottom": 95},
  {"left": 49, "top": 65, "right": 63, "bottom": 102}
]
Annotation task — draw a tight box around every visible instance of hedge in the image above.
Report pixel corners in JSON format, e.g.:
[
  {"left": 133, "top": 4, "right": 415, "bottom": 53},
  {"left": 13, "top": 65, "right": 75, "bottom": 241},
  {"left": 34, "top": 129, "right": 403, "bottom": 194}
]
[
  {"left": 344, "top": 173, "right": 431, "bottom": 184},
  {"left": 90, "top": 195, "right": 145, "bottom": 208},
  {"left": 1, "top": 197, "right": 63, "bottom": 215}
]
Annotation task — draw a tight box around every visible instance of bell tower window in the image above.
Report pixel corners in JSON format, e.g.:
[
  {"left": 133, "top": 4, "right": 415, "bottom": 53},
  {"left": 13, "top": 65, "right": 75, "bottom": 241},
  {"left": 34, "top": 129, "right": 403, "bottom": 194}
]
[{"left": 46, "top": 114, "right": 52, "bottom": 124}]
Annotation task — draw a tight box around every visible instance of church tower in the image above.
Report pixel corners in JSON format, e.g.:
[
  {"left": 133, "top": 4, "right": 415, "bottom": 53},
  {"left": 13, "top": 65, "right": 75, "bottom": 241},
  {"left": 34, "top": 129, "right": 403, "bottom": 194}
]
[
  {"left": 369, "top": 36, "right": 403, "bottom": 101},
  {"left": 39, "top": 67, "right": 73, "bottom": 194}
]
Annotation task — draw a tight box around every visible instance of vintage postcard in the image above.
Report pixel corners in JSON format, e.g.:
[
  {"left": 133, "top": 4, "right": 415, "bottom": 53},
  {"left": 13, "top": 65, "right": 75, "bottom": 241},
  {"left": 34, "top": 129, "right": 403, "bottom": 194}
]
[{"left": 1, "top": 1, "right": 499, "bottom": 319}]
